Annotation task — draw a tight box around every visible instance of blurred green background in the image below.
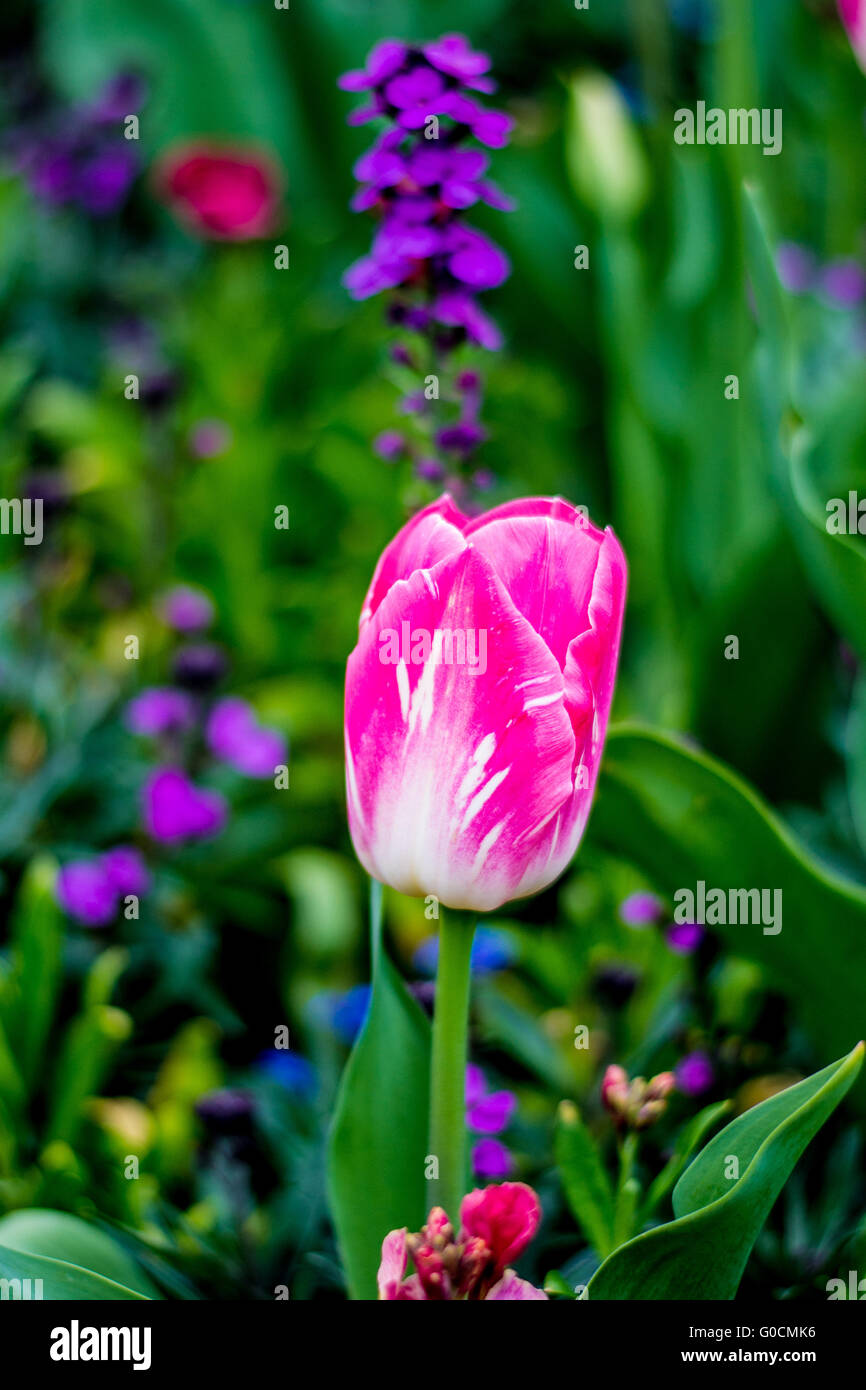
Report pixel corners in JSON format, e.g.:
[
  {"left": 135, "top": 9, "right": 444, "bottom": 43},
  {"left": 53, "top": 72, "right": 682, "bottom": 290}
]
[{"left": 0, "top": 0, "right": 865, "bottom": 1300}]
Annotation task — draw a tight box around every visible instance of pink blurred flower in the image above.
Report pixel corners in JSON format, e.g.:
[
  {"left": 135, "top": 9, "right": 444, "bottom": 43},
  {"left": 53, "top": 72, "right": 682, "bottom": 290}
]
[
  {"left": 839, "top": 0, "right": 866, "bottom": 70},
  {"left": 143, "top": 767, "right": 226, "bottom": 843},
  {"left": 155, "top": 142, "right": 282, "bottom": 240},
  {"left": 377, "top": 1183, "right": 546, "bottom": 1300},
  {"left": 344, "top": 495, "right": 626, "bottom": 911}
]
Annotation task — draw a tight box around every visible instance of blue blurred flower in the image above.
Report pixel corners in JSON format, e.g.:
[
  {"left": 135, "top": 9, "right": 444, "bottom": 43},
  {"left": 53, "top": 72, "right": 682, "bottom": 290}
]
[
  {"left": 413, "top": 925, "right": 515, "bottom": 978},
  {"left": 256, "top": 1049, "right": 317, "bottom": 1098}
]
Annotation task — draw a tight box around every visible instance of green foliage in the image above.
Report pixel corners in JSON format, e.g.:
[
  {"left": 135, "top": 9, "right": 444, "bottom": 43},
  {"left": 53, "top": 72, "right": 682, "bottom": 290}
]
[
  {"left": 587, "top": 1045, "right": 863, "bottom": 1299},
  {"left": 327, "top": 884, "right": 431, "bottom": 1300}
]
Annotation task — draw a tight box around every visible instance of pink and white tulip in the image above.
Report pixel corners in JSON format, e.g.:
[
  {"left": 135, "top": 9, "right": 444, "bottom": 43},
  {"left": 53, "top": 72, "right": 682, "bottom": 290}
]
[
  {"left": 839, "top": 0, "right": 866, "bottom": 69},
  {"left": 345, "top": 495, "right": 626, "bottom": 911}
]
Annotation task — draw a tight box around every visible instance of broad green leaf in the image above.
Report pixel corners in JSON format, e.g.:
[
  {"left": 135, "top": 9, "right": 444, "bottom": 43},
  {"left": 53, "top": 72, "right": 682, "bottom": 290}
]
[
  {"left": 555, "top": 1101, "right": 616, "bottom": 1258},
  {"left": 588, "top": 1044, "right": 863, "bottom": 1299},
  {"left": 589, "top": 726, "right": 866, "bottom": 1072},
  {"left": 641, "top": 1100, "right": 731, "bottom": 1221},
  {"left": 327, "top": 882, "right": 431, "bottom": 1301},
  {"left": 0, "top": 1209, "right": 160, "bottom": 1299},
  {"left": 0, "top": 1244, "right": 149, "bottom": 1301}
]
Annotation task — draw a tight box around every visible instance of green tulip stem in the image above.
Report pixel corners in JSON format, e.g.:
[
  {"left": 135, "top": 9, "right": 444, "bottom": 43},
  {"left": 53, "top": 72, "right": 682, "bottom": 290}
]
[{"left": 429, "top": 907, "right": 476, "bottom": 1221}]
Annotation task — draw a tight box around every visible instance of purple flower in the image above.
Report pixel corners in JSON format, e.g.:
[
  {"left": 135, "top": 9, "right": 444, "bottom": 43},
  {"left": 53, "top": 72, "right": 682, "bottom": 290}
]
[
  {"left": 338, "top": 39, "right": 409, "bottom": 92},
  {"left": 188, "top": 419, "right": 232, "bottom": 459},
  {"left": 102, "top": 846, "right": 150, "bottom": 897},
  {"left": 436, "top": 421, "right": 487, "bottom": 454},
  {"left": 158, "top": 585, "right": 215, "bottom": 633},
  {"left": 776, "top": 242, "right": 816, "bottom": 294},
  {"left": 423, "top": 34, "right": 492, "bottom": 84},
  {"left": 676, "top": 1050, "right": 715, "bottom": 1097},
  {"left": 666, "top": 921, "right": 705, "bottom": 955},
  {"left": 206, "top": 697, "right": 287, "bottom": 778},
  {"left": 820, "top": 258, "right": 866, "bottom": 308},
  {"left": 143, "top": 767, "right": 227, "bottom": 843},
  {"left": 126, "top": 687, "right": 195, "bottom": 737},
  {"left": 619, "top": 891, "right": 665, "bottom": 927},
  {"left": 56, "top": 861, "right": 117, "bottom": 927},
  {"left": 373, "top": 430, "right": 407, "bottom": 462},
  {"left": 466, "top": 1065, "right": 517, "bottom": 1134},
  {"left": 472, "top": 1138, "right": 514, "bottom": 1179}
]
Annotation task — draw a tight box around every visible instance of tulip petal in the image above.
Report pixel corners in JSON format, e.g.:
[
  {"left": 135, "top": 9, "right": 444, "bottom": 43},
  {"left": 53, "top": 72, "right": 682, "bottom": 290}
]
[
  {"left": 377, "top": 1227, "right": 409, "bottom": 1299},
  {"left": 486, "top": 1269, "right": 548, "bottom": 1300},
  {"left": 465, "top": 497, "right": 607, "bottom": 669},
  {"left": 345, "top": 546, "right": 577, "bottom": 911},
  {"left": 359, "top": 495, "right": 468, "bottom": 628}
]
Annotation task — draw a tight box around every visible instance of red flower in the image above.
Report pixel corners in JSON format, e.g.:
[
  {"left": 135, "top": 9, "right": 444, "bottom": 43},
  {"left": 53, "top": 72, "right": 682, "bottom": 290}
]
[
  {"left": 155, "top": 142, "right": 281, "bottom": 240},
  {"left": 458, "top": 1181, "right": 541, "bottom": 1279}
]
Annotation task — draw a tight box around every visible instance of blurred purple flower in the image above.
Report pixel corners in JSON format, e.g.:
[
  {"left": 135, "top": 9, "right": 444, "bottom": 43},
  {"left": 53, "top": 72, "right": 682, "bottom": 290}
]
[
  {"left": 776, "top": 242, "right": 816, "bottom": 294},
  {"left": 143, "top": 767, "right": 227, "bottom": 843},
  {"left": 126, "top": 687, "right": 195, "bottom": 737},
  {"left": 56, "top": 861, "right": 117, "bottom": 927},
  {"left": 466, "top": 1064, "right": 517, "bottom": 1134},
  {"left": 188, "top": 419, "right": 233, "bottom": 459},
  {"left": 206, "top": 697, "right": 287, "bottom": 778},
  {"left": 619, "top": 891, "right": 664, "bottom": 927},
  {"left": 373, "top": 430, "right": 407, "bottom": 462},
  {"left": 666, "top": 921, "right": 705, "bottom": 955},
  {"left": 102, "top": 846, "right": 150, "bottom": 897},
  {"left": 472, "top": 1138, "right": 515, "bottom": 1179},
  {"left": 159, "top": 585, "right": 215, "bottom": 633},
  {"left": 820, "top": 258, "right": 866, "bottom": 307},
  {"left": 676, "top": 1050, "right": 715, "bottom": 1097}
]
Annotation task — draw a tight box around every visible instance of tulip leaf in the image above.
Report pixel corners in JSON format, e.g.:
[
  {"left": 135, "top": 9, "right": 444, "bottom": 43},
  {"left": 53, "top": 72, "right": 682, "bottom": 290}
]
[
  {"left": 327, "top": 881, "right": 431, "bottom": 1300},
  {"left": 587, "top": 1043, "right": 863, "bottom": 1299},
  {"left": 641, "top": 1100, "right": 731, "bottom": 1222},
  {"left": 0, "top": 1209, "right": 160, "bottom": 1299},
  {"left": 590, "top": 726, "right": 866, "bottom": 1074},
  {"left": 555, "top": 1101, "right": 616, "bottom": 1258}
]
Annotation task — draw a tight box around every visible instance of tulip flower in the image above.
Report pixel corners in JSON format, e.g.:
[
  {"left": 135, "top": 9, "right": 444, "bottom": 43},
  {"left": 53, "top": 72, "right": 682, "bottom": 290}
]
[
  {"left": 345, "top": 494, "right": 626, "bottom": 912},
  {"left": 377, "top": 1182, "right": 547, "bottom": 1300},
  {"left": 345, "top": 493, "right": 626, "bottom": 1218},
  {"left": 839, "top": 0, "right": 866, "bottom": 71}
]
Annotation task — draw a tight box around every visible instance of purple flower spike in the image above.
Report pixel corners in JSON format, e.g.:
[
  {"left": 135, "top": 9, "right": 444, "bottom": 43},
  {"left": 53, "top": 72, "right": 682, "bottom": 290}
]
[{"left": 339, "top": 33, "right": 513, "bottom": 495}]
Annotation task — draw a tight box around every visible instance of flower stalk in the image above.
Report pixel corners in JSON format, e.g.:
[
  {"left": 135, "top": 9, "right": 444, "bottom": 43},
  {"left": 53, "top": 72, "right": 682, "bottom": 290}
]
[{"left": 429, "top": 907, "right": 476, "bottom": 1218}]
